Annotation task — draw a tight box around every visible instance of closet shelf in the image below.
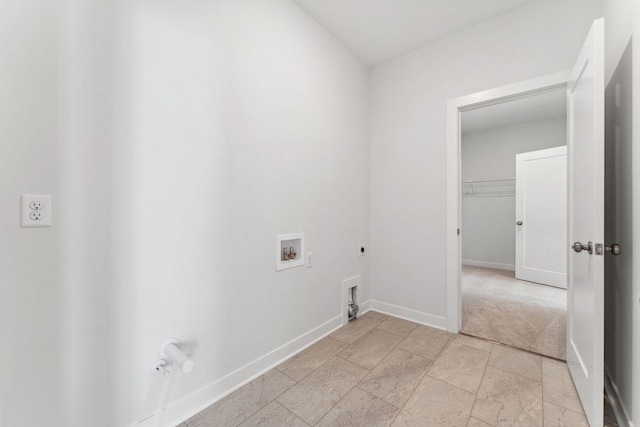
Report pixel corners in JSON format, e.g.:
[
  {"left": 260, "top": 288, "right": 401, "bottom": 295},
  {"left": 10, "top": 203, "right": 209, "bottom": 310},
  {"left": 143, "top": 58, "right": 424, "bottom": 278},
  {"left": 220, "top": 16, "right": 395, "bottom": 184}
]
[{"left": 462, "top": 179, "right": 515, "bottom": 197}]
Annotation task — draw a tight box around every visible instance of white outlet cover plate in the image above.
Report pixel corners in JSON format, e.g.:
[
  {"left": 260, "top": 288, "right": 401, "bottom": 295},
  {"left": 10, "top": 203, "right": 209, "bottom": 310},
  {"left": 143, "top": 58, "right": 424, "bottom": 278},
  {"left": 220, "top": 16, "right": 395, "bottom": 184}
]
[{"left": 21, "top": 194, "right": 51, "bottom": 227}]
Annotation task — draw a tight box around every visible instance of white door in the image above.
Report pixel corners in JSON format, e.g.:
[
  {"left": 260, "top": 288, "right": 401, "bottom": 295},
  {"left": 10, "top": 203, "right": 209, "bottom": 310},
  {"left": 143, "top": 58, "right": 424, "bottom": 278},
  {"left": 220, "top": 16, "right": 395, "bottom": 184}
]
[
  {"left": 515, "top": 146, "right": 567, "bottom": 288},
  {"left": 567, "top": 18, "right": 605, "bottom": 427}
]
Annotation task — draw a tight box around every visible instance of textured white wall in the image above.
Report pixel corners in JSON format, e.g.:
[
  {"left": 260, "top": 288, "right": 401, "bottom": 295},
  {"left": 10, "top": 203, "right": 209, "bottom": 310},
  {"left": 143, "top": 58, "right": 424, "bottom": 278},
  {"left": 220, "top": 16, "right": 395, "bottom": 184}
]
[
  {"left": 369, "top": 0, "right": 602, "bottom": 320},
  {"left": 0, "top": 1, "right": 62, "bottom": 426},
  {"left": 461, "top": 117, "right": 566, "bottom": 268},
  {"left": 118, "top": 2, "right": 369, "bottom": 424},
  {"left": 3, "top": 0, "right": 369, "bottom": 426}
]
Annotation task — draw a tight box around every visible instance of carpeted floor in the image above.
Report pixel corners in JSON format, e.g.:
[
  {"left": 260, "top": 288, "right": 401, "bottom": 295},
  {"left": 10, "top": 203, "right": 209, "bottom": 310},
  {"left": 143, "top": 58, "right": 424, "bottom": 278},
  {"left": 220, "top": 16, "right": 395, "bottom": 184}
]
[{"left": 461, "top": 265, "right": 567, "bottom": 360}]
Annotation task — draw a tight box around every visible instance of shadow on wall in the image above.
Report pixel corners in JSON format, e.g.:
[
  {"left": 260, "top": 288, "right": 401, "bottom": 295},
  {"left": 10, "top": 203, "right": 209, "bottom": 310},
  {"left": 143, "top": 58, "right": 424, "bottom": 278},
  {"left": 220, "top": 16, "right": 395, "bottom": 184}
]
[
  {"left": 56, "top": 1, "right": 125, "bottom": 425},
  {"left": 604, "top": 38, "right": 633, "bottom": 424}
]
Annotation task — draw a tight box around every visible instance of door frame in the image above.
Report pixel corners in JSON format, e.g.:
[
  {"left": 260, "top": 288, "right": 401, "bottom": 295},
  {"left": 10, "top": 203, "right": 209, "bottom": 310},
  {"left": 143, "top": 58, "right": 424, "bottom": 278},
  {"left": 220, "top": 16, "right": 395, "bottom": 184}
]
[{"left": 445, "top": 70, "right": 570, "bottom": 333}]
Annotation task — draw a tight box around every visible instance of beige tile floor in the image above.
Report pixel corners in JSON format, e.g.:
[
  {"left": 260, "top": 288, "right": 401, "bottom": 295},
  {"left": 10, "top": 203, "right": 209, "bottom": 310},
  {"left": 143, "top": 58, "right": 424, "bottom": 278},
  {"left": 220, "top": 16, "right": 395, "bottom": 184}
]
[{"left": 183, "top": 311, "right": 590, "bottom": 427}]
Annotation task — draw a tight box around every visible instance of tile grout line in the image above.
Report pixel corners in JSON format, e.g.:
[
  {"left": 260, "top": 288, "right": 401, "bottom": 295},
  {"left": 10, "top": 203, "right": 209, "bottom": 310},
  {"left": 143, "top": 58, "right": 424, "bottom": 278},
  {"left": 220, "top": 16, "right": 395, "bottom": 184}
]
[
  {"left": 246, "top": 372, "right": 302, "bottom": 427},
  {"left": 278, "top": 336, "right": 351, "bottom": 383},
  {"left": 387, "top": 331, "right": 456, "bottom": 426},
  {"left": 541, "top": 357, "right": 548, "bottom": 424},
  {"left": 311, "top": 317, "right": 411, "bottom": 425},
  {"left": 277, "top": 402, "right": 312, "bottom": 427},
  {"left": 486, "top": 362, "right": 543, "bottom": 384},
  {"left": 317, "top": 318, "right": 435, "bottom": 425},
  {"left": 285, "top": 315, "right": 386, "bottom": 426},
  {"left": 353, "top": 343, "right": 433, "bottom": 411},
  {"left": 386, "top": 354, "right": 432, "bottom": 426},
  {"left": 453, "top": 336, "right": 494, "bottom": 353},
  {"left": 274, "top": 352, "right": 347, "bottom": 424},
  {"left": 459, "top": 330, "right": 577, "bottom": 400},
  {"left": 483, "top": 348, "right": 544, "bottom": 384},
  {"left": 374, "top": 317, "right": 419, "bottom": 339},
  {"left": 466, "top": 341, "right": 495, "bottom": 426},
  {"left": 311, "top": 363, "right": 380, "bottom": 422},
  {"left": 539, "top": 359, "right": 586, "bottom": 415},
  {"left": 459, "top": 332, "right": 567, "bottom": 363}
]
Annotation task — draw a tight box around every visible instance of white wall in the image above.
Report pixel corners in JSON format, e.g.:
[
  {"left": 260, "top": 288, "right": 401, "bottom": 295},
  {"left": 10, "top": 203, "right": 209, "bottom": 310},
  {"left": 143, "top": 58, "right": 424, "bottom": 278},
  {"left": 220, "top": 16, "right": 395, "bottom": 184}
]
[
  {"left": 56, "top": 0, "right": 128, "bottom": 425},
  {"left": 119, "top": 2, "right": 369, "bottom": 425},
  {"left": 0, "top": 1, "right": 63, "bottom": 426},
  {"left": 461, "top": 117, "right": 566, "bottom": 268},
  {"left": 602, "top": 0, "right": 639, "bottom": 424},
  {"left": 3, "top": 0, "right": 370, "bottom": 426},
  {"left": 369, "top": 0, "right": 602, "bottom": 322}
]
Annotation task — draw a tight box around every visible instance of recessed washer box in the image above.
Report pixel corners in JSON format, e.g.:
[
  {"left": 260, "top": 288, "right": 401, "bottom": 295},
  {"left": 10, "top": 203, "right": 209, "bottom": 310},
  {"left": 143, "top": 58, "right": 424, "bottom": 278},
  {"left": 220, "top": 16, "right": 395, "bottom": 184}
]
[{"left": 276, "top": 233, "right": 305, "bottom": 271}]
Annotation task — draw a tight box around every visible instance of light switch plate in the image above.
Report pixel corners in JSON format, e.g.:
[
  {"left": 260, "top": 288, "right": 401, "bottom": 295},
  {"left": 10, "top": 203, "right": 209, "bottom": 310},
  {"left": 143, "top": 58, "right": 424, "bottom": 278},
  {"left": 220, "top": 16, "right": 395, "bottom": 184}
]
[{"left": 21, "top": 194, "right": 51, "bottom": 227}]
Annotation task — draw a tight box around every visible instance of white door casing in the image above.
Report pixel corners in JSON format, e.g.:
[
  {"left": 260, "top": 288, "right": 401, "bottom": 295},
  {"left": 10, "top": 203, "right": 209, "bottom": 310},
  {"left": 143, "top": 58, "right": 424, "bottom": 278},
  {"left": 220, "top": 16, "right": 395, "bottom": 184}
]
[
  {"left": 567, "top": 18, "right": 605, "bottom": 427},
  {"left": 446, "top": 70, "right": 570, "bottom": 333},
  {"left": 515, "top": 146, "right": 567, "bottom": 289}
]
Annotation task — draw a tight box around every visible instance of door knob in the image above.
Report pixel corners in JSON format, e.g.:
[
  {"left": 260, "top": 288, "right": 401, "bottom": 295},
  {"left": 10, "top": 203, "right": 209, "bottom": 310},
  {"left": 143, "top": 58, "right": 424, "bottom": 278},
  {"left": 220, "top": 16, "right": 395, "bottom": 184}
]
[
  {"left": 516, "top": 221, "right": 523, "bottom": 226},
  {"left": 572, "top": 241, "right": 593, "bottom": 254},
  {"left": 605, "top": 244, "right": 621, "bottom": 255}
]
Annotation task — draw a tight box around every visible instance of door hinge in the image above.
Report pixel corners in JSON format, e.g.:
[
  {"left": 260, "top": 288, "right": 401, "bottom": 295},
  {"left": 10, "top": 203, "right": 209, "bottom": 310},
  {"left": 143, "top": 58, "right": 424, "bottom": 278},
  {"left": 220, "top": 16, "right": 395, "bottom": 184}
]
[{"left": 457, "top": 228, "right": 460, "bottom": 236}]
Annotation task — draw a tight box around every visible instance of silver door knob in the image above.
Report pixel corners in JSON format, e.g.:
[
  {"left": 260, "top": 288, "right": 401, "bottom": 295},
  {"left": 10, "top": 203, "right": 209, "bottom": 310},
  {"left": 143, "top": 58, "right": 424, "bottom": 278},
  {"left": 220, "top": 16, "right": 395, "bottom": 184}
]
[
  {"left": 516, "top": 221, "right": 523, "bottom": 226},
  {"left": 605, "top": 244, "right": 621, "bottom": 255},
  {"left": 572, "top": 241, "right": 593, "bottom": 254}
]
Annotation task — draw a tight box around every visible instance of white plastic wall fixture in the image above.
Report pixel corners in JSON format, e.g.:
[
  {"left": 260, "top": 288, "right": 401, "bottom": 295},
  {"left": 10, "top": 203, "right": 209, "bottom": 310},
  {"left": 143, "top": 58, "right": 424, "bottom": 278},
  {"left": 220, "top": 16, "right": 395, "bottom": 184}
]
[
  {"left": 160, "top": 338, "right": 194, "bottom": 374},
  {"left": 276, "top": 233, "right": 305, "bottom": 271},
  {"left": 152, "top": 359, "right": 171, "bottom": 377}
]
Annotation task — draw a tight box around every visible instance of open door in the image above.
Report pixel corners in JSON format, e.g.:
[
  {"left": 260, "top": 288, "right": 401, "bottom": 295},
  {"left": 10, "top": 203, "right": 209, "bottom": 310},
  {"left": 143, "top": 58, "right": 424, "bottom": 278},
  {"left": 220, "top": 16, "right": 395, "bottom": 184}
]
[
  {"left": 515, "top": 146, "right": 567, "bottom": 288},
  {"left": 567, "top": 18, "right": 605, "bottom": 427}
]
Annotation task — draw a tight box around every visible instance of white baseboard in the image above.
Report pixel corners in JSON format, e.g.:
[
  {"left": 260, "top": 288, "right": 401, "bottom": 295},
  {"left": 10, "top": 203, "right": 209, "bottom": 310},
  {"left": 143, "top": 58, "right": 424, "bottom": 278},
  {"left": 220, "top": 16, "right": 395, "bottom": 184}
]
[
  {"left": 133, "top": 315, "right": 344, "bottom": 427},
  {"left": 604, "top": 367, "right": 633, "bottom": 427},
  {"left": 359, "top": 299, "right": 371, "bottom": 315},
  {"left": 462, "top": 259, "right": 515, "bottom": 271},
  {"left": 134, "top": 299, "right": 445, "bottom": 426},
  {"left": 369, "top": 300, "right": 447, "bottom": 330}
]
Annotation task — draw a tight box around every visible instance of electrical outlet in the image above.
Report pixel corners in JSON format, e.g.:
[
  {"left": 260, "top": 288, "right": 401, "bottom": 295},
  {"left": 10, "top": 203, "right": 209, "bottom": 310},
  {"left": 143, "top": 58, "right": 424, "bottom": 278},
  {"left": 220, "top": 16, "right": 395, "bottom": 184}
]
[{"left": 21, "top": 194, "right": 51, "bottom": 227}]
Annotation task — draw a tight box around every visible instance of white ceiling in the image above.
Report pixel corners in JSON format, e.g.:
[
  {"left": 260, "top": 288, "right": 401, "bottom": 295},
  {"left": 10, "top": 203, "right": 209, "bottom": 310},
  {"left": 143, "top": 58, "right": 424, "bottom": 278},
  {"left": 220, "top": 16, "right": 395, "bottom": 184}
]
[
  {"left": 462, "top": 87, "right": 567, "bottom": 134},
  {"left": 292, "top": 0, "right": 536, "bottom": 65}
]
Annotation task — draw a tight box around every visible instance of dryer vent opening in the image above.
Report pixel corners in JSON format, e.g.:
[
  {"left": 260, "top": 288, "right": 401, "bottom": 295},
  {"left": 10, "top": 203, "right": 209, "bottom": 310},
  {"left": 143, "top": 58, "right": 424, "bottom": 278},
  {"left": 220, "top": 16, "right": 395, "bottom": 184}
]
[{"left": 348, "top": 285, "right": 359, "bottom": 321}]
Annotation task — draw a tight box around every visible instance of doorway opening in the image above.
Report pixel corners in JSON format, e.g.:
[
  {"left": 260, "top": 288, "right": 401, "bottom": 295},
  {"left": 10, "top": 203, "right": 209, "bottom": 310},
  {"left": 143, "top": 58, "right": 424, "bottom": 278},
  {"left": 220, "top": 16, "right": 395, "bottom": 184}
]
[
  {"left": 445, "top": 71, "right": 571, "bottom": 343},
  {"left": 447, "top": 20, "right": 611, "bottom": 425},
  {"left": 459, "top": 87, "right": 568, "bottom": 359}
]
